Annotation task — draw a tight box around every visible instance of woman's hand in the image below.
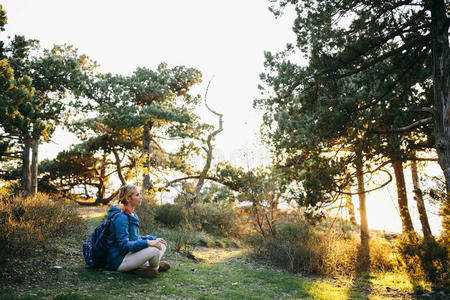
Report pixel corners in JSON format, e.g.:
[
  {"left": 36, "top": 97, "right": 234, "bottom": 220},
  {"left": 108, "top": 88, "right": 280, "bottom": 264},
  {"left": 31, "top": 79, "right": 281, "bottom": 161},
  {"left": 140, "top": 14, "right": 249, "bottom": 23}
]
[
  {"left": 156, "top": 238, "right": 167, "bottom": 247},
  {"left": 147, "top": 240, "right": 162, "bottom": 250}
]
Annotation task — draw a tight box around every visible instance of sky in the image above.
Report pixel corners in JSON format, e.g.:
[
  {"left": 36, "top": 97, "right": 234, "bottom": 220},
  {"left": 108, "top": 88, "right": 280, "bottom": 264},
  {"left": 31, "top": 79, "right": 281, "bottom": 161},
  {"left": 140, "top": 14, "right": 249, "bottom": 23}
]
[
  {"left": 2, "top": 0, "right": 297, "bottom": 166},
  {"left": 2, "top": 0, "right": 444, "bottom": 234}
]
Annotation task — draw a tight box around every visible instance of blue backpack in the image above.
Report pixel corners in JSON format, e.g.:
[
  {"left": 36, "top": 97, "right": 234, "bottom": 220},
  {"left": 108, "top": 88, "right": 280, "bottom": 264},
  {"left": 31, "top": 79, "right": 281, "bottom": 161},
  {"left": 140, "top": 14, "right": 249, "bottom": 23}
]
[{"left": 83, "top": 219, "right": 113, "bottom": 268}]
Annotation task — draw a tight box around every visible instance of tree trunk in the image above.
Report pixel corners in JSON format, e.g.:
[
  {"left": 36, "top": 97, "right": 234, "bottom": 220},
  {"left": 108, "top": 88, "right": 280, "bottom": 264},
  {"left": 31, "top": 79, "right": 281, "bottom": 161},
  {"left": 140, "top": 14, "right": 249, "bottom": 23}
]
[
  {"left": 96, "top": 154, "right": 107, "bottom": 204},
  {"left": 356, "top": 158, "right": 369, "bottom": 243},
  {"left": 82, "top": 184, "right": 89, "bottom": 198},
  {"left": 30, "top": 138, "right": 39, "bottom": 195},
  {"left": 22, "top": 136, "right": 31, "bottom": 196},
  {"left": 440, "top": 199, "right": 450, "bottom": 244},
  {"left": 430, "top": 0, "right": 450, "bottom": 193},
  {"left": 391, "top": 158, "right": 415, "bottom": 233},
  {"left": 112, "top": 147, "right": 126, "bottom": 185},
  {"left": 194, "top": 121, "right": 223, "bottom": 199},
  {"left": 270, "top": 192, "right": 280, "bottom": 211},
  {"left": 142, "top": 122, "right": 153, "bottom": 191},
  {"left": 355, "top": 156, "right": 370, "bottom": 273},
  {"left": 96, "top": 183, "right": 105, "bottom": 205},
  {"left": 194, "top": 149, "right": 212, "bottom": 199},
  {"left": 103, "top": 188, "right": 120, "bottom": 204},
  {"left": 194, "top": 79, "right": 223, "bottom": 199},
  {"left": 345, "top": 185, "right": 357, "bottom": 225},
  {"left": 411, "top": 160, "right": 432, "bottom": 238}
]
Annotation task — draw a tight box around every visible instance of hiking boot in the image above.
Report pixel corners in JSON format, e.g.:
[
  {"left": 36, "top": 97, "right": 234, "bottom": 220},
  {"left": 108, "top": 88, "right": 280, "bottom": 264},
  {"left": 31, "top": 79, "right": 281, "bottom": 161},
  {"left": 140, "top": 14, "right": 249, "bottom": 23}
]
[
  {"left": 132, "top": 267, "right": 158, "bottom": 278},
  {"left": 158, "top": 261, "right": 171, "bottom": 272}
]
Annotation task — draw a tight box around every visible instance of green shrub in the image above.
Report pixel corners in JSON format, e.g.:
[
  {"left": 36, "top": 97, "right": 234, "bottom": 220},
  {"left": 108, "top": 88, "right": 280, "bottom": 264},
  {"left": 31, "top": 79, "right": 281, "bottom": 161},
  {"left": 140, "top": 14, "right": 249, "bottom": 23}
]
[
  {"left": 215, "top": 239, "right": 227, "bottom": 248},
  {"left": 198, "top": 235, "right": 215, "bottom": 247},
  {"left": 226, "top": 238, "right": 241, "bottom": 248},
  {"left": 149, "top": 226, "right": 241, "bottom": 251},
  {"left": 396, "top": 233, "right": 449, "bottom": 288},
  {"left": 249, "top": 222, "right": 316, "bottom": 274},
  {"left": 154, "top": 203, "right": 185, "bottom": 228},
  {"left": 171, "top": 228, "right": 190, "bottom": 251},
  {"left": 188, "top": 202, "right": 244, "bottom": 238},
  {"left": 0, "top": 213, "right": 42, "bottom": 260},
  {"left": 135, "top": 197, "right": 156, "bottom": 233},
  {"left": 369, "top": 237, "right": 397, "bottom": 272},
  {"left": 212, "top": 237, "right": 241, "bottom": 248},
  {"left": 148, "top": 227, "right": 189, "bottom": 251},
  {"left": 0, "top": 193, "right": 86, "bottom": 261}
]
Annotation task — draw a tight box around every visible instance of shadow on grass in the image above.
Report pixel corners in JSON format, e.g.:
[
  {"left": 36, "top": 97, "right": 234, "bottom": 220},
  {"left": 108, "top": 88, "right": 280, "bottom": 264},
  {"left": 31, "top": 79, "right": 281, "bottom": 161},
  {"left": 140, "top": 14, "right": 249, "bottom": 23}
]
[{"left": 347, "top": 238, "right": 373, "bottom": 299}]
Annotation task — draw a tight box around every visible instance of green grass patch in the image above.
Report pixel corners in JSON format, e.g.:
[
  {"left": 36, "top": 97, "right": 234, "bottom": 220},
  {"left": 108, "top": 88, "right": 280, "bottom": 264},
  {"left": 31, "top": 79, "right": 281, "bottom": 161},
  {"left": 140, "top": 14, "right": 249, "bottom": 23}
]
[{"left": 371, "top": 271, "right": 431, "bottom": 292}]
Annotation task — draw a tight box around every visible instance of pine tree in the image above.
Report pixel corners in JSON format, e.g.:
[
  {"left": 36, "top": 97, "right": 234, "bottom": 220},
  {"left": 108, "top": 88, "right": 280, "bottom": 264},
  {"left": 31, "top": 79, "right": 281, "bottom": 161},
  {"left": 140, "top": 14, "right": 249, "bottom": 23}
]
[{"left": 268, "top": 0, "right": 449, "bottom": 191}]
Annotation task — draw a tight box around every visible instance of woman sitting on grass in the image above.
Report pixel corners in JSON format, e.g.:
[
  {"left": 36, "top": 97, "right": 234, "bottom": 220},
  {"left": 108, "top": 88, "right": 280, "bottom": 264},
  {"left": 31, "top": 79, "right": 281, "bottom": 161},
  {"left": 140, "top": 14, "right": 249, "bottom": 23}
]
[{"left": 105, "top": 184, "right": 170, "bottom": 278}]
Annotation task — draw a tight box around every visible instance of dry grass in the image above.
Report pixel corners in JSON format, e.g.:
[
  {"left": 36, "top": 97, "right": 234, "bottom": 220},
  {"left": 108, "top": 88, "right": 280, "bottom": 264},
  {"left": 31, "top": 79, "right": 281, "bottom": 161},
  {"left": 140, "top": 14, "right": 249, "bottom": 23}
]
[{"left": 249, "top": 222, "right": 399, "bottom": 277}]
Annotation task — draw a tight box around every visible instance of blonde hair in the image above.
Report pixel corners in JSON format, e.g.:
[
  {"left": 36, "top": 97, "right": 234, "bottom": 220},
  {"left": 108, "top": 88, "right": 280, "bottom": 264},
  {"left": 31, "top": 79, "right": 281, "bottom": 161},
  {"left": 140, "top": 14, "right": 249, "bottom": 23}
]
[{"left": 119, "top": 184, "right": 138, "bottom": 205}]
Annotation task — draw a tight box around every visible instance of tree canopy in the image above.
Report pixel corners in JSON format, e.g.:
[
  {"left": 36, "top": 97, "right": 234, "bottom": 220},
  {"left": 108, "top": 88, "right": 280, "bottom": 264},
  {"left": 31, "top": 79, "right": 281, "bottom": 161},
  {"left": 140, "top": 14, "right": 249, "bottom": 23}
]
[{"left": 263, "top": 0, "right": 449, "bottom": 192}]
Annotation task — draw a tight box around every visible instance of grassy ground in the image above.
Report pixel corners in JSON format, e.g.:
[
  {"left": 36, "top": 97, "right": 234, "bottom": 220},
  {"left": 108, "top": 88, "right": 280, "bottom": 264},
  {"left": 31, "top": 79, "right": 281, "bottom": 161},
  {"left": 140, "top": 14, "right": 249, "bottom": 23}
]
[{"left": 0, "top": 209, "right": 431, "bottom": 299}]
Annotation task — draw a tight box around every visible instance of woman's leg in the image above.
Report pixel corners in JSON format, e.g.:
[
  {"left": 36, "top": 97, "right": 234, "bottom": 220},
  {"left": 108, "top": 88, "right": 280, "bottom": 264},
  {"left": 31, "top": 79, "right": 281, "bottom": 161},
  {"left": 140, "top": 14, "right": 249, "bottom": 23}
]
[
  {"left": 147, "top": 244, "right": 166, "bottom": 270},
  {"left": 117, "top": 244, "right": 166, "bottom": 272}
]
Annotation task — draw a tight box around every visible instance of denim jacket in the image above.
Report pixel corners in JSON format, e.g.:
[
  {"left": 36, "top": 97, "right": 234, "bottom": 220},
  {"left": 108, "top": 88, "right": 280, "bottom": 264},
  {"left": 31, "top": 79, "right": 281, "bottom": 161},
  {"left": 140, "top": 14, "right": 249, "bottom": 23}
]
[{"left": 105, "top": 205, "right": 156, "bottom": 270}]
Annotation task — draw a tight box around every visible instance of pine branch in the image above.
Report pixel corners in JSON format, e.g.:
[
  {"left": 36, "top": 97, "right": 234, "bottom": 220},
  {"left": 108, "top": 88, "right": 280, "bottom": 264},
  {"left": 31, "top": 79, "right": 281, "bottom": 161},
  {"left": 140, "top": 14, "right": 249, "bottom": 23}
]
[
  {"left": 332, "top": 36, "right": 429, "bottom": 80},
  {"left": 369, "top": 117, "right": 433, "bottom": 134}
]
